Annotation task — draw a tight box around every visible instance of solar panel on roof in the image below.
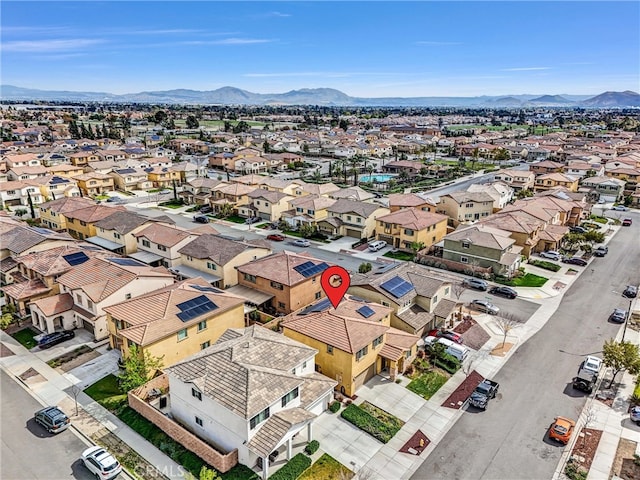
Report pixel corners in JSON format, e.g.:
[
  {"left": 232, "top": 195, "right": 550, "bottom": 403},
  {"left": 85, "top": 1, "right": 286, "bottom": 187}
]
[
  {"left": 108, "top": 257, "right": 145, "bottom": 267},
  {"left": 380, "top": 276, "right": 414, "bottom": 298},
  {"left": 62, "top": 252, "right": 89, "bottom": 266},
  {"left": 190, "top": 285, "right": 222, "bottom": 294},
  {"left": 310, "top": 298, "right": 332, "bottom": 312},
  {"left": 293, "top": 261, "right": 329, "bottom": 278},
  {"left": 176, "top": 295, "right": 218, "bottom": 322},
  {"left": 32, "top": 227, "right": 55, "bottom": 235},
  {"left": 51, "top": 176, "right": 67, "bottom": 184},
  {"left": 357, "top": 305, "right": 376, "bottom": 318}
]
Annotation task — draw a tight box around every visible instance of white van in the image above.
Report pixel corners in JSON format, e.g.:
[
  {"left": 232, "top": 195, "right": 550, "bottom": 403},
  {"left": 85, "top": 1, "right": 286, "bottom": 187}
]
[
  {"left": 368, "top": 240, "right": 387, "bottom": 252},
  {"left": 437, "top": 338, "right": 469, "bottom": 362}
]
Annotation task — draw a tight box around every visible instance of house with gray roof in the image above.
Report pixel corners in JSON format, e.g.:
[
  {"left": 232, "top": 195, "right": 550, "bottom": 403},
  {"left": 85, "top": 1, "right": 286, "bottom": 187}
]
[
  {"left": 164, "top": 325, "right": 336, "bottom": 479},
  {"left": 318, "top": 198, "right": 390, "bottom": 239}
]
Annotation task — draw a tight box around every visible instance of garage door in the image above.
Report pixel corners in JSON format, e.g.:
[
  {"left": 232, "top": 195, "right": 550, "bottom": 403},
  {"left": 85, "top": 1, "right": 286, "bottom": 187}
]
[
  {"left": 81, "top": 318, "right": 94, "bottom": 335},
  {"left": 345, "top": 229, "right": 361, "bottom": 238},
  {"left": 353, "top": 364, "right": 376, "bottom": 391}
]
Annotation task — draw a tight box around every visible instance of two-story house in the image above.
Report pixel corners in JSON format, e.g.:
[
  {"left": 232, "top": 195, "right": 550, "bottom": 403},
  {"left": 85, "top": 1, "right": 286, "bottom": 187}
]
[
  {"left": 131, "top": 223, "right": 200, "bottom": 268},
  {"left": 388, "top": 193, "right": 438, "bottom": 213},
  {"left": 534, "top": 173, "right": 579, "bottom": 192},
  {"left": 580, "top": 176, "right": 627, "bottom": 203},
  {"left": 492, "top": 169, "right": 535, "bottom": 192},
  {"left": 38, "top": 197, "right": 96, "bottom": 231},
  {"left": 318, "top": 199, "right": 389, "bottom": 239},
  {"left": 437, "top": 191, "right": 495, "bottom": 225},
  {"left": 466, "top": 182, "right": 514, "bottom": 211},
  {"left": 239, "top": 189, "right": 294, "bottom": 222},
  {"left": 0, "top": 181, "right": 43, "bottom": 210},
  {"left": 73, "top": 172, "right": 115, "bottom": 196},
  {"left": 375, "top": 208, "right": 448, "bottom": 251},
  {"left": 328, "top": 186, "right": 376, "bottom": 202},
  {"left": 529, "top": 160, "right": 564, "bottom": 176},
  {"left": 63, "top": 204, "right": 126, "bottom": 240},
  {"left": 109, "top": 168, "right": 153, "bottom": 192},
  {"left": 212, "top": 183, "right": 255, "bottom": 215},
  {"left": 281, "top": 195, "right": 336, "bottom": 229}
]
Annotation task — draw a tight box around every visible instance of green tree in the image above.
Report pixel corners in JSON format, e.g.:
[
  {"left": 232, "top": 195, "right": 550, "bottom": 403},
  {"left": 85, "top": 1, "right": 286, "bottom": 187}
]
[
  {"left": 263, "top": 140, "right": 270, "bottom": 153},
  {"left": 218, "top": 203, "right": 234, "bottom": 219},
  {"left": 602, "top": 339, "right": 640, "bottom": 388},
  {"left": 339, "top": 119, "right": 349, "bottom": 131},
  {"left": 186, "top": 115, "right": 199, "bottom": 129},
  {"left": 358, "top": 262, "right": 372, "bottom": 274},
  {"left": 119, "top": 345, "right": 164, "bottom": 392},
  {"left": 154, "top": 110, "right": 168, "bottom": 124},
  {"left": 0, "top": 312, "right": 14, "bottom": 330},
  {"left": 410, "top": 241, "right": 425, "bottom": 255},
  {"left": 583, "top": 230, "right": 605, "bottom": 245},
  {"left": 14, "top": 208, "right": 28, "bottom": 217},
  {"left": 299, "top": 224, "right": 315, "bottom": 238},
  {"left": 199, "top": 466, "right": 219, "bottom": 480}
]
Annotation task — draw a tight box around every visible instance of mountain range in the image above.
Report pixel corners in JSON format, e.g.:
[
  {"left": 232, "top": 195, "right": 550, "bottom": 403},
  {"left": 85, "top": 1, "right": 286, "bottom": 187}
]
[{"left": 1, "top": 85, "right": 639, "bottom": 108}]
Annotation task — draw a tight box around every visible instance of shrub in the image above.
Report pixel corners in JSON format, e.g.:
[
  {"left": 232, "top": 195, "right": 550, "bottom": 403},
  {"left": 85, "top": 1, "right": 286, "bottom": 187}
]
[
  {"left": 564, "top": 460, "right": 587, "bottom": 480},
  {"left": 340, "top": 403, "right": 402, "bottom": 443},
  {"left": 435, "top": 354, "right": 460, "bottom": 374},
  {"left": 268, "top": 453, "right": 311, "bottom": 480},
  {"left": 528, "top": 259, "right": 562, "bottom": 272},
  {"left": 404, "top": 364, "right": 414, "bottom": 376},
  {"left": 304, "top": 440, "right": 320, "bottom": 455},
  {"left": 328, "top": 401, "right": 341, "bottom": 413}
]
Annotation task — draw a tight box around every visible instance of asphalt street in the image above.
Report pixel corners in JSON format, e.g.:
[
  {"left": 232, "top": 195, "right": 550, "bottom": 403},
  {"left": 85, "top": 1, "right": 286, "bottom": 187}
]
[
  {"left": 411, "top": 213, "right": 640, "bottom": 480},
  {"left": 0, "top": 369, "right": 95, "bottom": 480}
]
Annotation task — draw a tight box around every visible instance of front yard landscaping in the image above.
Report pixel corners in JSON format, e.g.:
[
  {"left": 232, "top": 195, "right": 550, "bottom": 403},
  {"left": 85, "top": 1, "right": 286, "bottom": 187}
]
[
  {"left": 528, "top": 259, "right": 562, "bottom": 272},
  {"left": 406, "top": 370, "right": 448, "bottom": 400},
  {"left": 298, "top": 453, "right": 353, "bottom": 480},
  {"left": 383, "top": 251, "right": 415, "bottom": 261},
  {"left": 11, "top": 327, "right": 38, "bottom": 349},
  {"left": 340, "top": 401, "right": 404, "bottom": 443},
  {"left": 496, "top": 273, "right": 548, "bottom": 287}
]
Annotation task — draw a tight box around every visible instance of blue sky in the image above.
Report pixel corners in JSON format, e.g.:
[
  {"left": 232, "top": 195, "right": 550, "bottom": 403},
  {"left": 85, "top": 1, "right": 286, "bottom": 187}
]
[{"left": 2, "top": 1, "right": 639, "bottom": 97}]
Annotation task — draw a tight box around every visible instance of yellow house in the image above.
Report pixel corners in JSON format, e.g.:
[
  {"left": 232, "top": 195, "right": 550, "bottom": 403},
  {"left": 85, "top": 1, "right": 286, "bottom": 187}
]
[
  {"left": 376, "top": 207, "right": 448, "bottom": 251},
  {"left": 63, "top": 204, "right": 126, "bottom": 241},
  {"left": 24, "top": 175, "right": 81, "bottom": 202},
  {"left": 38, "top": 197, "right": 97, "bottom": 231},
  {"left": 145, "top": 167, "right": 181, "bottom": 188},
  {"left": 176, "top": 234, "right": 272, "bottom": 288},
  {"left": 211, "top": 183, "right": 254, "bottom": 214},
  {"left": 74, "top": 172, "right": 115, "bottom": 196},
  {"left": 281, "top": 295, "right": 418, "bottom": 396},
  {"left": 68, "top": 151, "right": 100, "bottom": 167},
  {"left": 239, "top": 188, "right": 294, "bottom": 221},
  {"left": 388, "top": 193, "right": 438, "bottom": 213},
  {"left": 533, "top": 173, "right": 579, "bottom": 192},
  {"left": 105, "top": 279, "right": 246, "bottom": 367},
  {"left": 320, "top": 199, "right": 390, "bottom": 239},
  {"left": 436, "top": 191, "right": 495, "bottom": 225},
  {"left": 47, "top": 164, "right": 86, "bottom": 178},
  {"left": 281, "top": 195, "right": 336, "bottom": 228}
]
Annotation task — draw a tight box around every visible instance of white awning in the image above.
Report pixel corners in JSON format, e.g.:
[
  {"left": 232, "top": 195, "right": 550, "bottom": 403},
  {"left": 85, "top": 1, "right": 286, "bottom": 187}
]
[
  {"left": 85, "top": 236, "right": 123, "bottom": 251},
  {"left": 225, "top": 284, "right": 274, "bottom": 306},
  {"left": 168, "top": 264, "right": 221, "bottom": 283},
  {"left": 128, "top": 250, "right": 164, "bottom": 264}
]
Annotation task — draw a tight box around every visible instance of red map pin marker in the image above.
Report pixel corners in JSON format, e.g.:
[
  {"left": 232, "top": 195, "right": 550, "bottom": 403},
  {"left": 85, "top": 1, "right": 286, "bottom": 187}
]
[{"left": 321, "top": 266, "right": 350, "bottom": 309}]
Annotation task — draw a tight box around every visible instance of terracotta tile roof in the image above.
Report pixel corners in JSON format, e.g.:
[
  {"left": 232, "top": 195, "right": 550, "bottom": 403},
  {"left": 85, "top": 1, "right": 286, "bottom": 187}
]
[
  {"left": 396, "top": 304, "right": 434, "bottom": 331},
  {"left": 536, "top": 172, "right": 578, "bottom": 182},
  {"left": 214, "top": 183, "right": 255, "bottom": 196},
  {"left": 1, "top": 278, "right": 51, "bottom": 300},
  {"left": 39, "top": 196, "right": 95, "bottom": 214},
  {"left": 247, "top": 188, "right": 290, "bottom": 203},
  {"left": 0, "top": 181, "right": 28, "bottom": 192},
  {"left": 433, "top": 298, "right": 457, "bottom": 319},
  {"left": 480, "top": 211, "right": 542, "bottom": 234},
  {"left": 288, "top": 194, "right": 336, "bottom": 210},
  {"left": 329, "top": 186, "right": 375, "bottom": 201},
  {"left": 64, "top": 205, "right": 126, "bottom": 223},
  {"left": 178, "top": 234, "right": 269, "bottom": 265},
  {"left": 376, "top": 207, "right": 448, "bottom": 231},
  {"left": 326, "top": 198, "right": 381, "bottom": 217},
  {"left": 133, "top": 223, "right": 195, "bottom": 247},
  {"left": 445, "top": 224, "right": 515, "bottom": 250},
  {"left": 247, "top": 408, "right": 316, "bottom": 457},
  {"left": 0, "top": 225, "right": 75, "bottom": 254},
  {"left": 388, "top": 193, "right": 431, "bottom": 208},
  {"left": 165, "top": 325, "right": 317, "bottom": 419},
  {"left": 30, "top": 293, "right": 74, "bottom": 316},
  {"left": 442, "top": 191, "right": 495, "bottom": 205},
  {"left": 16, "top": 244, "right": 109, "bottom": 277},
  {"left": 104, "top": 279, "right": 245, "bottom": 346},
  {"left": 94, "top": 211, "right": 174, "bottom": 234},
  {"left": 300, "top": 182, "right": 340, "bottom": 196},
  {"left": 236, "top": 251, "right": 334, "bottom": 286},
  {"left": 188, "top": 224, "right": 220, "bottom": 235}
]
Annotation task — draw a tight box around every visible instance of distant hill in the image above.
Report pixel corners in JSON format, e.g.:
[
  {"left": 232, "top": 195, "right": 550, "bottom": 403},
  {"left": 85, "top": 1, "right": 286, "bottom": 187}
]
[
  {"left": 581, "top": 90, "right": 640, "bottom": 107},
  {"left": 0, "top": 84, "right": 633, "bottom": 107}
]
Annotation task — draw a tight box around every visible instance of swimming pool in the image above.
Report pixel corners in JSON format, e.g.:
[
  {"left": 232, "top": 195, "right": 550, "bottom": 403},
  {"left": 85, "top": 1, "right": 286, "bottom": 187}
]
[{"left": 359, "top": 174, "right": 397, "bottom": 183}]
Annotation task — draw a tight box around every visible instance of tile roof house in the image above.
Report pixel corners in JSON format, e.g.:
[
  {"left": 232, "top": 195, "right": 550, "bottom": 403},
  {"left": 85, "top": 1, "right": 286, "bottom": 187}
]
[
  {"left": 73, "top": 172, "right": 115, "bottom": 196},
  {"left": 235, "top": 251, "right": 335, "bottom": 315},
  {"left": 580, "top": 176, "right": 627, "bottom": 203},
  {"left": 109, "top": 167, "right": 153, "bottom": 192},
  {"left": 163, "top": 325, "right": 336, "bottom": 479},
  {"left": 318, "top": 199, "right": 390, "bottom": 239},
  {"left": 0, "top": 223, "right": 76, "bottom": 260},
  {"left": 349, "top": 262, "right": 457, "bottom": 337},
  {"left": 281, "top": 195, "right": 336, "bottom": 229},
  {"left": 24, "top": 175, "right": 81, "bottom": 201},
  {"left": 62, "top": 204, "right": 126, "bottom": 241},
  {"left": 238, "top": 189, "right": 294, "bottom": 222},
  {"left": 466, "top": 182, "right": 514, "bottom": 210},
  {"left": 180, "top": 177, "right": 225, "bottom": 206},
  {"left": 54, "top": 257, "right": 175, "bottom": 340},
  {"left": 437, "top": 191, "right": 495, "bottom": 226},
  {"left": 38, "top": 196, "right": 96, "bottom": 231},
  {"left": 0, "top": 180, "right": 44, "bottom": 210},
  {"left": 105, "top": 278, "right": 246, "bottom": 367},
  {"left": 388, "top": 193, "right": 438, "bottom": 213},
  {"left": 375, "top": 207, "right": 449, "bottom": 251},
  {"left": 281, "top": 294, "right": 419, "bottom": 396},
  {"left": 131, "top": 223, "right": 200, "bottom": 268},
  {"left": 89, "top": 211, "right": 176, "bottom": 254},
  {"left": 175, "top": 234, "right": 272, "bottom": 288},
  {"left": 534, "top": 173, "right": 579, "bottom": 192},
  {"left": 328, "top": 186, "right": 376, "bottom": 202},
  {"left": 493, "top": 169, "right": 535, "bottom": 192},
  {"left": 211, "top": 183, "right": 255, "bottom": 214}
]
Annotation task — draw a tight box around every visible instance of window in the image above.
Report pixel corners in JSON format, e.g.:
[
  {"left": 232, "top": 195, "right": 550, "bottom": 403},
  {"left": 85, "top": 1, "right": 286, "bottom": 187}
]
[
  {"left": 80, "top": 221, "right": 87, "bottom": 226},
  {"left": 302, "top": 361, "right": 307, "bottom": 369},
  {"left": 281, "top": 387, "right": 299, "bottom": 407},
  {"left": 307, "top": 209, "right": 315, "bottom": 215},
  {"left": 347, "top": 215, "right": 352, "bottom": 222},
  {"left": 356, "top": 346, "right": 369, "bottom": 361},
  {"left": 462, "top": 241, "right": 470, "bottom": 249},
  {"left": 177, "top": 328, "right": 188, "bottom": 341},
  {"left": 357, "top": 217, "right": 362, "bottom": 223},
  {"left": 191, "top": 388, "right": 202, "bottom": 400},
  {"left": 198, "top": 320, "right": 207, "bottom": 332},
  {"left": 373, "top": 335, "right": 383, "bottom": 348},
  {"left": 296, "top": 207, "right": 303, "bottom": 213},
  {"left": 327, "top": 345, "right": 334, "bottom": 354},
  {"left": 195, "top": 416, "right": 203, "bottom": 427},
  {"left": 87, "top": 300, "right": 93, "bottom": 310},
  {"left": 433, "top": 295, "right": 438, "bottom": 304},
  {"left": 75, "top": 294, "right": 83, "bottom": 305},
  {"left": 278, "top": 301, "right": 286, "bottom": 309},
  {"left": 244, "top": 273, "right": 256, "bottom": 283},
  {"left": 249, "top": 407, "right": 270, "bottom": 429},
  {"left": 207, "top": 262, "right": 217, "bottom": 271},
  {"left": 142, "top": 240, "right": 150, "bottom": 247},
  {"left": 114, "top": 232, "right": 121, "bottom": 239},
  {"left": 460, "top": 256, "right": 469, "bottom": 264},
  {"left": 315, "top": 291, "right": 322, "bottom": 299},
  {"left": 157, "top": 245, "right": 167, "bottom": 251},
  {"left": 404, "top": 229, "right": 414, "bottom": 236},
  {"left": 201, "top": 341, "right": 210, "bottom": 350},
  {"left": 270, "top": 281, "right": 284, "bottom": 290}
]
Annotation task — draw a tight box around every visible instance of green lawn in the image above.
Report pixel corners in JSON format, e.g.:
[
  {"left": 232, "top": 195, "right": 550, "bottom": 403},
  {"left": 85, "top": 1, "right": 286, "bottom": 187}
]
[
  {"left": 497, "top": 273, "right": 549, "bottom": 287},
  {"left": 383, "top": 251, "right": 415, "bottom": 261},
  {"left": 222, "top": 215, "right": 247, "bottom": 224},
  {"left": 84, "top": 374, "right": 128, "bottom": 412},
  {"left": 11, "top": 328, "right": 38, "bottom": 349},
  {"left": 341, "top": 402, "right": 404, "bottom": 443},
  {"left": 298, "top": 454, "right": 353, "bottom": 480},
  {"left": 406, "top": 371, "right": 448, "bottom": 400}
]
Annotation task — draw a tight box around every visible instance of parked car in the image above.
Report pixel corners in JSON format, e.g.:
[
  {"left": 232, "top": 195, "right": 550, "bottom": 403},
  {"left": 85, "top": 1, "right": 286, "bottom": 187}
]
[
  {"left": 622, "top": 285, "right": 638, "bottom": 298},
  {"left": 609, "top": 308, "right": 627, "bottom": 323},
  {"left": 462, "top": 278, "right": 488, "bottom": 291},
  {"left": 611, "top": 205, "right": 628, "bottom": 211},
  {"left": 593, "top": 245, "right": 608, "bottom": 257},
  {"left": 630, "top": 406, "right": 640, "bottom": 425},
  {"left": 34, "top": 406, "right": 70, "bottom": 433},
  {"left": 470, "top": 299, "right": 500, "bottom": 315},
  {"left": 582, "top": 355, "right": 603, "bottom": 376},
  {"left": 368, "top": 240, "right": 387, "bottom": 252},
  {"left": 489, "top": 286, "right": 518, "bottom": 299},
  {"left": 292, "top": 239, "right": 310, "bottom": 247},
  {"left": 37, "top": 330, "right": 75, "bottom": 349},
  {"left": 573, "top": 369, "right": 597, "bottom": 394},
  {"left": 468, "top": 379, "right": 500, "bottom": 410},
  {"left": 193, "top": 215, "right": 209, "bottom": 224},
  {"left": 569, "top": 226, "right": 588, "bottom": 234},
  {"left": 562, "top": 256, "right": 588, "bottom": 266},
  {"left": 199, "top": 205, "right": 213, "bottom": 214},
  {"left": 245, "top": 216, "right": 262, "bottom": 224},
  {"left": 427, "top": 329, "right": 463, "bottom": 344},
  {"left": 267, "top": 234, "right": 285, "bottom": 241},
  {"left": 622, "top": 218, "right": 632, "bottom": 226},
  {"left": 539, "top": 250, "right": 562, "bottom": 261},
  {"left": 549, "top": 416, "right": 576, "bottom": 444},
  {"left": 81, "top": 446, "right": 122, "bottom": 480}
]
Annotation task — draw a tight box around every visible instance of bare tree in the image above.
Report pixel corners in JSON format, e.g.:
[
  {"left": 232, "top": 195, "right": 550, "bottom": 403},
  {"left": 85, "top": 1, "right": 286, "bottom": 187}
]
[
  {"left": 451, "top": 281, "right": 468, "bottom": 323},
  {"left": 462, "top": 350, "right": 489, "bottom": 378},
  {"left": 494, "top": 312, "right": 525, "bottom": 347},
  {"left": 579, "top": 405, "right": 598, "bottom": 448}
]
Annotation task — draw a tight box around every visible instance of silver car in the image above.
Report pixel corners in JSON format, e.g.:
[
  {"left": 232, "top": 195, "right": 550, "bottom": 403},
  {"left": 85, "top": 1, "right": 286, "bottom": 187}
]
[
  {"left": 470, "top": 299, "right": 500, "bottom": 315},
  {"left": 539, "top": 250, "right": 561, "bottom": 261}
]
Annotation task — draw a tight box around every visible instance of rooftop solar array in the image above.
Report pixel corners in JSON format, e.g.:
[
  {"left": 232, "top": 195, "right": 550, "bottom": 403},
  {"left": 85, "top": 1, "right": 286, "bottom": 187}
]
[
  {"left": 107, "top": 257, "right": 146, "bottom": 267},
  {"left": 62, "top": 251, "right": 90, "bottom": 266},
  {"left": 356, "top": 305, "right": 376, "bottom": 318},
  {"left": 190, "top": 284, "right": 222, "bottom": 294},
  {"left": 32, "top": 227, "right": 55, "bottom": 235},
  {"left": 176, "top": 295, "right": 218, "bottom": 322},
  {"left": 293, "top": 261, "right": 329, "bottom": 278},
  {"left": 299, "top": 297, "right": 332, "bottom": 315},
  {"left": 380, "top": 276, "right": 414, "bottom": 298}
]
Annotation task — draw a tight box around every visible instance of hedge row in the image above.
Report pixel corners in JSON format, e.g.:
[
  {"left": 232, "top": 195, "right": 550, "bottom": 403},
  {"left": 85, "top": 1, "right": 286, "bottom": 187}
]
[
  {"left": 528, "top": 259, "right": 562, "bottom": 272},
  {"left": 435, "top": 354, "right": 460, "bottom": 374},
  {"left": 328, "top": 401, "right": 341, "bottom": 413},
  {"left": 340, "top": 404, "right": 400, "bottom": 443},
  {"left": 268, "top": 453, "right": 311, "bottom": 480}
]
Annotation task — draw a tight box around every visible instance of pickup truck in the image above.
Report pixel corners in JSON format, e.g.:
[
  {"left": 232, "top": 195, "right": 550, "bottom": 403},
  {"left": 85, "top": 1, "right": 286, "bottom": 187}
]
[
  {"left": 469, "top": 379, "right": 499, "bottom": 410},
  {"left": 572, "top": 368, "right": 597, "bottom": 393}
]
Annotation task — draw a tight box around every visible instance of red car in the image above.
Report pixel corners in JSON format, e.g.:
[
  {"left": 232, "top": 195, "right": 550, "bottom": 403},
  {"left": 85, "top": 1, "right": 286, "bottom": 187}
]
[
  {"left": 427, "top": 329, "right": 463, "bottom": 344},
  {"left": 267, "top": 234, "right": 285, "bottom": 241},
  {"left": 622, "top": 218, "right": 632, "bottom": 226}
]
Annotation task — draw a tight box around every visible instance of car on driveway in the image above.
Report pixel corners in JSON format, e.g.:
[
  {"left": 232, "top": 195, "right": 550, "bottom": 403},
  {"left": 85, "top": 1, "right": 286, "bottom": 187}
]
[
  {"left": 462, "top": 278, "right": 488, "bottom": 291},
  {"left": 611, "top": 205, "right": 628, "bottom": 211},
  {"left": 34, "top": 406, "right": 70, "bottom": 433},
  {"left": 631, "top": 406, "right": 640, "bottom": 425},
  {"left": 199, "top": 205, "right": 213, "bottom": 214},
  {"left": 244, "top": 217, "right": 262, "bottom": 224},
  {"left": 489, "top": 286, "right": 518, "bottom": 299},
  {"left": 609, "top": 308, "right": 627, "bottom": 323},
  {"left": 37, "top": 330, "right": 75, "bottom": 349},
  {"left": 562, "top": 256, "right": 588, "bottom": 266},
  {"left": 267, "top": 234, "right": 285, "bottom": 241},
  {"left": 582, "top": 355, "right": 603, "bottom": 376},
  {"left": 539, "top": 250, "right": 562, "bottom": 261},
  {"left": 292, "top": 239, "right": 310, "bottom": 247},
  {"left": 623, "top": 285, "right": 638, "bottom": 298},
  {"left": 81, "top": 446, "right": 122, "bottom": 480},
  {"left": 549, "top": 416, "right": 576, "bottom": 444},
  {"left": 470, "top": 299, "right": 500, "bottom": 315},
  {"left": 427, "top": 329, "right": 463, "bottom": 344},
  {"left": 622, "top": 218, "right": 633, "bottom": 226},
  {"left": 570, "top": 226, "right": 588, "bottom": 234}
]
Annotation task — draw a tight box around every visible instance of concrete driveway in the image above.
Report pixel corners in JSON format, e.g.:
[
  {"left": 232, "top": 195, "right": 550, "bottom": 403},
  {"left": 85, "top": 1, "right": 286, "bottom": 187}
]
[{"left": 63, "top": 346, "right": 121, "bottom": 390}]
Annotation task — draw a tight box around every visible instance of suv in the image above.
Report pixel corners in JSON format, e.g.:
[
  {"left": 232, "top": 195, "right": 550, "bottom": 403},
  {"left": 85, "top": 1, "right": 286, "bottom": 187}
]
[
  {"left": 193, "top": 215, "right": 209, "bottom": 224},
  {"left": 582, "top": 355, "right": 603, "bottom": 375},
  {"left": 34, "top": 406, "right": 70, "bottom": 433},
  {"left": 37, "top": 330, "right": 75, "bottom": 349},
  {"left": 573, "top": 369, "right": 597, "bottom": 394},
  {"left": 549, "top": 417, "right": 576, "bottom": 444},
  {"left": 539, "top": 250, "right": 561, "bottom": 261},
  {"left": 470, "top": 299, "right": 500, "bottom": 315},
  {"left": 593, "top": 245, "right": 608, "bottom": 257},
  {"left": 622, "top": 218, "right": 632, "bottom": 226},
  {"left": 81, "top": 446, "right": 122, "bottom": 480},
  {"left": 623, "top": 285, "right": 638, "bottom": 298},
  {"left": 463, "top": 278, "right": 488, "bottom": 291}
]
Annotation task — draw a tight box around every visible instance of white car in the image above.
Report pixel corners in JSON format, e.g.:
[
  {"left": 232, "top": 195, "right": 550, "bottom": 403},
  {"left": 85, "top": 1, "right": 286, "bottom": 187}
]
[
  {"left": 611, "top": 205, "right": 628, "bottom": 211},
  {"left": 539, "top": 250, "right": 562, "bottom": 261},
  {"left": 582, "top": 356, "right": 603, "bottom": 376},
  {"left": 292, "top": 239, "right": 310, "bottom": 247},
  {"left": 470, "top": 299, "right": 500, "bottom": 315},
  {"left": 81, "top": 446, "right": 122, "bottom": 480}
]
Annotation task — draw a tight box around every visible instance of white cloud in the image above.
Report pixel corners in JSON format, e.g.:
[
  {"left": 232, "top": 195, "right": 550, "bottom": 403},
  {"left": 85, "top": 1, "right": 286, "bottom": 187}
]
[
  {"left": 502, "top": 67, "right": 551, "bottom": 71},
  {"left": 2, "top": 39, "right": 104, "bottom": 53}
]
